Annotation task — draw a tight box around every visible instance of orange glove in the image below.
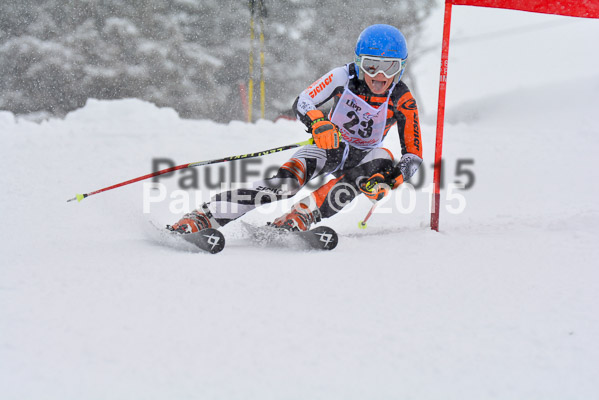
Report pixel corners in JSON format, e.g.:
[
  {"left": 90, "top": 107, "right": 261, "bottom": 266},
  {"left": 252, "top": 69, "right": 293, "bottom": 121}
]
[
  {"left": 359, "top": 168, "right": 403, "bottom": 201},
  {"left": 306, "top": 109, "right": 340, "bottom": 150},
  {"left": 359, "top": 173, "right": 393, "bottom": 201}
]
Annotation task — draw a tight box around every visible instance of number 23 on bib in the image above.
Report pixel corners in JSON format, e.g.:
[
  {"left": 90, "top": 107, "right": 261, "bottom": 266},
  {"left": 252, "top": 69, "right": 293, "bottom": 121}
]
[{"left": 330, "top": 85, "right": 393, "bottom": 149}]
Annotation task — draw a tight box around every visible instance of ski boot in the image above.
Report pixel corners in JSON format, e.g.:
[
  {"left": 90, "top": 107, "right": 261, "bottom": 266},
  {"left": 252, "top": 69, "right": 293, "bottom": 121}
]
[
  {"left": 270, "top": 203, "right": 321, "bottom": 232},
  {"left": 167, "top": 203, "right": 220, "bottom": 234}
]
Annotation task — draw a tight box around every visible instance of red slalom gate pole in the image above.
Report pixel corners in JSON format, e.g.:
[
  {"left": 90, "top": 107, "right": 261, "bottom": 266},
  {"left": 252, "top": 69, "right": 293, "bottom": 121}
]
[{"left": 431, "top": 0, "right": 454, "bottom": 232}]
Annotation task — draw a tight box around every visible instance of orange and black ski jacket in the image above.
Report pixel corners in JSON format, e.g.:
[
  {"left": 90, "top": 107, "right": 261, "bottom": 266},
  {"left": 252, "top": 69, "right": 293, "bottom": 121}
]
[{"left": 293, "top": 62, "right": 422, "bottom": 162}]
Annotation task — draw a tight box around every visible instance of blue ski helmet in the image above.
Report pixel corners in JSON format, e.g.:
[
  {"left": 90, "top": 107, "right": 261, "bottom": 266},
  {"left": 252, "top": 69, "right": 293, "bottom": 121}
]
[{"left": 355, "top": 24, "right": 408, "bottom": 81}]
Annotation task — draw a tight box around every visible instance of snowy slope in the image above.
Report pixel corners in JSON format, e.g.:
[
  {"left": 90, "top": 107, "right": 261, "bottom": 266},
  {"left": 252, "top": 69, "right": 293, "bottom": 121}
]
[{"left": 2, "top": 7, "right": 599, "bottom": 400}]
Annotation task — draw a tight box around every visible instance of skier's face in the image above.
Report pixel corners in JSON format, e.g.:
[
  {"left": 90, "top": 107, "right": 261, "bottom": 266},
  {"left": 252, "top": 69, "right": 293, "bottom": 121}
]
[{"left": 364, "top": 73, "right": 393, "bottom": 94}]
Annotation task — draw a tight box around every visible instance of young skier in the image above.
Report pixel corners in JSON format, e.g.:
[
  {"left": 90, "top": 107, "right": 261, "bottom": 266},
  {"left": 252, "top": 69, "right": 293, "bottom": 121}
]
[{"left": 168, "top": 24, "right": 423, "bottom": 234}]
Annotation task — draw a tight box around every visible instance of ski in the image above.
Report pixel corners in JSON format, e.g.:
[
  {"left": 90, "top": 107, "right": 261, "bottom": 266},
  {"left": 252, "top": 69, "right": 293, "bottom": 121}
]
[
  {"left": 151, "top": 221, "right": 337, "bottom": 253},
  {"left": 179, "top": 228, "right": 226, "bottom": 254},
  {"left": 150, "top": 222, "right": 225, "bottom": 254},
  {"left": 241, "top": 222, "right": 338, "bottom": 251},
  {"left": 295, "top": 226, "right": 338, "bottom": 250}
]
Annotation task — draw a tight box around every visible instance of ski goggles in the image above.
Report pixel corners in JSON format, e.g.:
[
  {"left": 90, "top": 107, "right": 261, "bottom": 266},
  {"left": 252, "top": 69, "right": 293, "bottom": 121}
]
[{"left": 357, "top": 55, "right": 406, "bottom": 79}]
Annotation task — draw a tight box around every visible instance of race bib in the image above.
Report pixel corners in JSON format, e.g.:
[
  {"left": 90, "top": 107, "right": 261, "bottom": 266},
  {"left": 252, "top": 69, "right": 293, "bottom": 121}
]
[{"left": 330, "top": 87, "right": 392, "bottom": 149}]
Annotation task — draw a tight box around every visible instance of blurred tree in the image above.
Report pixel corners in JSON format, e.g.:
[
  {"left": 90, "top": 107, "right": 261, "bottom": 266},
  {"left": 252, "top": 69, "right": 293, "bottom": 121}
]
[{"left": 0, "top": 0, "right": 436, "bottom": 122}]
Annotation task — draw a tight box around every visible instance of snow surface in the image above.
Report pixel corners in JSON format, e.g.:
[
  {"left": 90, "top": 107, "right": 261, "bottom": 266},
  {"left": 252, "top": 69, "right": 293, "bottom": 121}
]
[{"left": 2, "top": 6, "right": 599, "bottom": 400}]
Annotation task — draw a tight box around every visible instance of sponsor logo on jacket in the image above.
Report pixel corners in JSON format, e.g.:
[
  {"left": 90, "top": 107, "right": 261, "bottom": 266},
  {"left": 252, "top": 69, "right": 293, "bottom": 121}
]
[
  {"left": 308, "top": 74, "right": 334, "bottom": 98},
  {"left": 412, "top": 113, "right": 421, "bottom": 152},
  {"left": 402, "top": 98, "right": 417, "bottom": 111}
]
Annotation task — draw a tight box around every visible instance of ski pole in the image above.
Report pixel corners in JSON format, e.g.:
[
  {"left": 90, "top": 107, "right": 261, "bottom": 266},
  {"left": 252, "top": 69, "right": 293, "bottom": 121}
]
[
  {"left": 67, "top": 138, "right": 314, "bottom": 203},
  {"left": 358, "top": 202, "right": 378, "bottom": 229}
]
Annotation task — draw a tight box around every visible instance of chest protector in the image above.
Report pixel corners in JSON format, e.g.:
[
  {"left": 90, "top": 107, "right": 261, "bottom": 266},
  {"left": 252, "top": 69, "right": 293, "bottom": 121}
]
[{"left": 330, "top": 81, "right": 395, "bottom": 150}]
